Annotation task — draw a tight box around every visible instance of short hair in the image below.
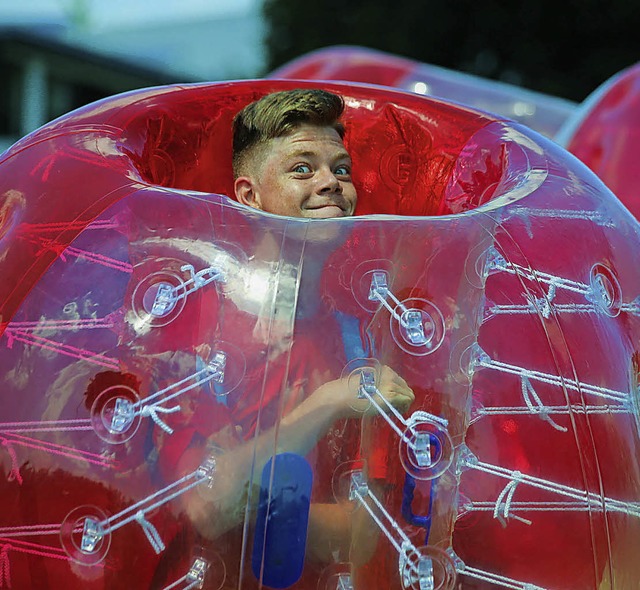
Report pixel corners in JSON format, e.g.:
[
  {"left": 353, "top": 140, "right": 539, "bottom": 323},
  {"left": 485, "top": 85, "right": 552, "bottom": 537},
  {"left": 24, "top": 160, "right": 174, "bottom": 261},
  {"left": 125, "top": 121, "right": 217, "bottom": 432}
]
[{"left": 232, "top": 88, "right": 346, "bottom": 178}]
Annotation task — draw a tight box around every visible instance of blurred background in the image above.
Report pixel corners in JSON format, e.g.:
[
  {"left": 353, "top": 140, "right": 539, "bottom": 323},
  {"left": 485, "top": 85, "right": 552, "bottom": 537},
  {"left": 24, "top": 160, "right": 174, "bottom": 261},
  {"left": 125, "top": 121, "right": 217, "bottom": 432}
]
[{"left": 1, "top": 0, "right": 638, "bottom": 151}]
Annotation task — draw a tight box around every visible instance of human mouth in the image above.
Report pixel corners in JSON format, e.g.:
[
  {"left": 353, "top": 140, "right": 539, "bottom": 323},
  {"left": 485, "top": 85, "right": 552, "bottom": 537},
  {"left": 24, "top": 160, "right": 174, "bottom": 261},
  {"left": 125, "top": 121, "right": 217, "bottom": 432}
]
[{"left": 306, "top": 205, "right": 346, "bottom": 218}]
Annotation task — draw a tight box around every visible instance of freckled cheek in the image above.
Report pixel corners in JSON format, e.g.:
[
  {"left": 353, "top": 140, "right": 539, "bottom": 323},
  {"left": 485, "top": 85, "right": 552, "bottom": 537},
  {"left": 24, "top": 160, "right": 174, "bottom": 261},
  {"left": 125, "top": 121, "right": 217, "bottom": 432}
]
[
  {"left": 289, "top": 183, "right": 313, "bottom": 202},
  {"left": 346, "top": 187, "right": 358, "bottom": 212},
  {"left": 282, "top": 187, "right": 308, "bottom": 212}
]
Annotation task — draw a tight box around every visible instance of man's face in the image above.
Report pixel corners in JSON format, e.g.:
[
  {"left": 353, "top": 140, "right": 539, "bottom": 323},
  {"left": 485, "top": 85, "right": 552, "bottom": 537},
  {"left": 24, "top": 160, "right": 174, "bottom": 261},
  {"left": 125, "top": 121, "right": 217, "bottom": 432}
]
[{"left": 234, "top": 124, "right": 357, "bottom": 218}]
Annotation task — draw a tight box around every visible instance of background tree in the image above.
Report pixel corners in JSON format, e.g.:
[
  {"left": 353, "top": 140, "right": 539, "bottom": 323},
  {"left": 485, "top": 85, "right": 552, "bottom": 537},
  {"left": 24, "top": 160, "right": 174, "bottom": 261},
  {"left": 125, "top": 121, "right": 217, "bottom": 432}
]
[{"left": 263, "top": 0, "right": 639, "bottom": 101}]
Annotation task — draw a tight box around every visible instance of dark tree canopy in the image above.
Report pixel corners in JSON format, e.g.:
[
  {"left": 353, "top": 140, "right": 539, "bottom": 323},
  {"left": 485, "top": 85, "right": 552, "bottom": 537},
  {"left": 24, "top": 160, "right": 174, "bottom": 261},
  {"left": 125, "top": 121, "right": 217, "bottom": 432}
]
[{"left": 263, "top": 0, "right": 640, "bottom": 101}]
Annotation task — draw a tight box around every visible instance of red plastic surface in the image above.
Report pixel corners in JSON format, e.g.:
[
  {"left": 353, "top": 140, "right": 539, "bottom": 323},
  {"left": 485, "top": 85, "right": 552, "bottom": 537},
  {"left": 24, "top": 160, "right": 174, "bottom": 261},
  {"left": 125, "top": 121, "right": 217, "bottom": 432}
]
[
  {"left": 0, "top": 79, "right": 639, "bottom": 590},
  {"left": 561, "top": 63, "right": 640, "bottom": 221},
  {"left": 272, "top": 46, "right": 576, "bottom": 138}
]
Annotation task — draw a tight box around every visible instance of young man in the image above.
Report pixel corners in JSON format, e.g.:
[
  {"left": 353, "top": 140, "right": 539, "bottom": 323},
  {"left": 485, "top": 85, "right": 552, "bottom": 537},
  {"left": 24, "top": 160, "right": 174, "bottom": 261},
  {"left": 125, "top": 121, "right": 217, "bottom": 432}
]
[
  {"left": 232, "top": 88, "right": 358, "bottom": 219},
  {"left": 226, "top": 89, "right": 413, "bottom": 459},
  {"left": 161, "top": 89, "right": 415, "bottom": 587}
]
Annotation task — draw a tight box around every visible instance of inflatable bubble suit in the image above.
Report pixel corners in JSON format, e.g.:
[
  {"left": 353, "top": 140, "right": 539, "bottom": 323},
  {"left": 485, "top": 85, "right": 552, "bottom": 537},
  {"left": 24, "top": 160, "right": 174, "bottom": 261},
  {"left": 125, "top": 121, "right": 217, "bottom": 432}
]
[
  {"left": 270, "top": 46, "right": 576, "bottom": 139},
  {"left": 556, "top": 62, "right": 640, "bottom": 222},
  {"left": 0, "top": 79, "right": 639, "bottom": 590}
]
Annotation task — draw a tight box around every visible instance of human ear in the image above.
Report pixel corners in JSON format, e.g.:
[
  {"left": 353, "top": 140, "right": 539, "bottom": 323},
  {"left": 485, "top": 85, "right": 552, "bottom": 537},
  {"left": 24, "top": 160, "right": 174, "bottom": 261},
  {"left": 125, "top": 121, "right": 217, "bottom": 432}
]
[{"left": 234, "top": 177, "right": 263, "bottom": 210}]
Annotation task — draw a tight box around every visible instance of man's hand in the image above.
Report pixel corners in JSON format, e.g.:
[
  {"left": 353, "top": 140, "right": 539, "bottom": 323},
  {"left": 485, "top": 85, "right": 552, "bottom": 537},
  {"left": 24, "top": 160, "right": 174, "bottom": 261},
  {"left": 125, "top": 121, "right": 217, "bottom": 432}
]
[{"left": 315, "top": 365, "right": 415, "bottom": 419}]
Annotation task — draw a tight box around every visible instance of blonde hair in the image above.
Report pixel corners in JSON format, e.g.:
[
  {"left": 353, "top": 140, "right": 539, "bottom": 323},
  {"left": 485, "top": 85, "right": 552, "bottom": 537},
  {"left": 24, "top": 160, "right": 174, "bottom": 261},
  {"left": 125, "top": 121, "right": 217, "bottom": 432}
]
[{"left": 232, "top": 89, "right": 345, "bottom": 178}]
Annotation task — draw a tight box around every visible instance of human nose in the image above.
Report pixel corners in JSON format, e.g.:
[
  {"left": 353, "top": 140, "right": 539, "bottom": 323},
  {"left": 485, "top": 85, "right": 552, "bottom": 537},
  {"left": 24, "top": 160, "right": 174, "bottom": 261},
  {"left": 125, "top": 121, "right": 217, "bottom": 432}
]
[{"left": 317, "top": 167, "right": 342, "bottom": 193}]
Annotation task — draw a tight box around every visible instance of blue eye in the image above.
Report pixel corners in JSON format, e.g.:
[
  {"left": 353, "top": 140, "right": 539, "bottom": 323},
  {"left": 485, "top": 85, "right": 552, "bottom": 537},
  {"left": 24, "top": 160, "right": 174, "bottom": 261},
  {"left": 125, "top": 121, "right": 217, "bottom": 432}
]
[
  {"left": 335, "top": 165, "right": 351, "bottom": 177},
  {"left": 293, "top": 164, "right": 312, "bottom": 174}
]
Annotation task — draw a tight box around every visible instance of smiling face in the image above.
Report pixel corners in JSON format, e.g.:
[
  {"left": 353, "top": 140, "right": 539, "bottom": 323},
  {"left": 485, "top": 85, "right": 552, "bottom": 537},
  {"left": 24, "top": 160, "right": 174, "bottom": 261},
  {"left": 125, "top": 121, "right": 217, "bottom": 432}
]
[{"left": 234, "top": 124, "right": 357, "bottom": 219}]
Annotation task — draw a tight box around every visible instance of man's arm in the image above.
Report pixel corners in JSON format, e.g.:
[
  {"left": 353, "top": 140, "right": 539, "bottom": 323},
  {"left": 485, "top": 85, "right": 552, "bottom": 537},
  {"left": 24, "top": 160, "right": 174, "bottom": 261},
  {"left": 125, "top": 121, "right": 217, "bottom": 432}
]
[
  {"left": 182, "top": 365, "right": 414, "bottom": 540},
  {"left": 305, "top": 480, "right": 389, "bottom": 566}
]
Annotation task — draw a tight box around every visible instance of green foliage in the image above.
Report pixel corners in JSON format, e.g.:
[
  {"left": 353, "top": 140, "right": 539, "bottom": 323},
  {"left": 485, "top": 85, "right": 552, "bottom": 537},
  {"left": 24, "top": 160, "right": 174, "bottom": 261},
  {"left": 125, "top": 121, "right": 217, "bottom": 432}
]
[{"left": 263, "top": 0, "right": 640, "bottom": 101}]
